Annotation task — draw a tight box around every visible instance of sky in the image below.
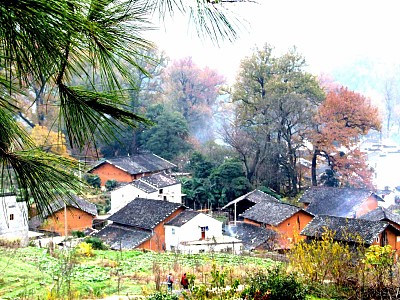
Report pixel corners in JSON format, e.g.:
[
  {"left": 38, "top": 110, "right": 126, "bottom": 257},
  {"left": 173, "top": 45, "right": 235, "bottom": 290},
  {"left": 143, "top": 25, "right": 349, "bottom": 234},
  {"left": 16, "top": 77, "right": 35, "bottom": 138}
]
[{"left": 147, "top": 0, "right": 400, "bottom": 85}]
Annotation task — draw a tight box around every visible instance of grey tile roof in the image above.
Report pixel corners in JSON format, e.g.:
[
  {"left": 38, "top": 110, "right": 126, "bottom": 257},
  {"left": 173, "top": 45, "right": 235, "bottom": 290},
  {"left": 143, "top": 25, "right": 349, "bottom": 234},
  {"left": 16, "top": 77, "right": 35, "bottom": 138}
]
[
  {"left": 222, "top": 190, "right": 280, "bottom": 210},
  {"left": 225, "top": 223, "right": 277, "bottom": 250},
  {"left": 131, "top": 180, "right": 158, "bottom": 193},
  {"left": 93, "top": 224, "right": 152, "bottom": 250},
  {"left": 165, "top": 210, "right": 200, "bottom": 227},
  {"left": 240, "top": 201, "right": 307, "bottom": 226},
  {"left": 359, "top": 207, "right": 400, "bottom": 226},
  {"left": 42, "top": 195, "right": 97, "bottom": 217},
  {"left": 300, "top": 215, "right": 396, "bottom": 244},
  {"left": 299, "top": 187, "right": 380, "bottom": 218},
  {"left": 108, "top": 198, "right": 184, "bottom": 230},
  {"left": 140, "top": 172, "right": 178, "bottom": 188},
  {"left": 131, "top": 172, "right": 179, "bottom": 193},
  {"left": 89, "top": 153, "right": 176, "bottom": 175}
]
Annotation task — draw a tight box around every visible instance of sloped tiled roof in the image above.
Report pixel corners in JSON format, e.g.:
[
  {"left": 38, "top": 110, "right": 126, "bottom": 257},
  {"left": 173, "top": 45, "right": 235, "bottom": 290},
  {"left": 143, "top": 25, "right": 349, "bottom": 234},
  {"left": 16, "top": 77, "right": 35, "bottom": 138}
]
[
  {"left": 131, "top": 172, "right": 179, "bottom": 193},
  {"left": 39, "top": 195, "right": 97, "bottom": 217},
  {"left": 222, "top": 190, "right": 280, "bottom": 210},
  {"left": 299, "top": 187, "right": 380, "bottom": 218},
  {"left": 225, "top": 223, "right": 277, "bottom": 250},
  {"left": 88, "top": 153, "right": 176, "bottom": 175},
  {"left": 300, "top": 215, "right": 396, "bottom": 244},
  {"left": 93, "top": 223, "right": 152, "bottom": 250},
  {"left": 140, "top": 172, "right": 178, "bottom": 188},
  {"left": 108, "top": 198, "right": 184, "bottom": 230},
  {"left": 28, "top": 195, "right": 97, "bottom": 230},
  {"left": 359, "top": 206, "right": 400, "bottom": 226},
  {"left": 240, "top": 201, "right": 308, "bottom": 226},
  {"left": 165, "top": 210, "right": 200, "bottom": 227},
  {"left": 131, "top": 180, "right": 158, "bottom": 193}
]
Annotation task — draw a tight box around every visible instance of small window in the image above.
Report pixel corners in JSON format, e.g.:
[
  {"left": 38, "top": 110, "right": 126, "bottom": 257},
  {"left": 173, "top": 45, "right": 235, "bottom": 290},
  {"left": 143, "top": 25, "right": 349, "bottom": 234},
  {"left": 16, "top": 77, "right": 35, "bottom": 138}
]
[
  {"left": 172, "top": 228, "right": 175, "bottom": 235},
  {"left": 375, "top": 237, "right": 380, "bottom": 243},
  {"left": 159, "top": 189, "right": 163, "bottom": 194},
  {"left": 9, "top": 214, "right": 14, "bottom": 221},
  {"left": 163, "top": 196, "right": 167, "bottom": 201},
  {"left": 287, "top": 222, "right": 290, "bottom": 226},
  {"left": 397, "top": 236, "right": 400, "bottom": 242}
]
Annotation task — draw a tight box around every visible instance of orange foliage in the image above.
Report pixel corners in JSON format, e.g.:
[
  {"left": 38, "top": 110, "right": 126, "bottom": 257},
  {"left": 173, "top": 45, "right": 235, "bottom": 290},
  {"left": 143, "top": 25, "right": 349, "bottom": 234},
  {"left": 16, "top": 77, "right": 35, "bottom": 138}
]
[{"left": 311, "top": 86, "right": 381, "bottom": 188}]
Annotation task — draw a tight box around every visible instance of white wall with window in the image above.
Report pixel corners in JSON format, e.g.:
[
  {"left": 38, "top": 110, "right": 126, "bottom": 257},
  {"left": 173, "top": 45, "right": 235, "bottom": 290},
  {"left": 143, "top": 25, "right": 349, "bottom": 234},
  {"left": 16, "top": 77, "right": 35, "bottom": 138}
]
[
  {"left": 0, "top": 194, "right": 29, "bottom": 246},
  {"left": 165, "top": 213, "right": 223, "bottom": 251},
  {"left": 111, "top": 182, "right": 183, "bottom": 213}
]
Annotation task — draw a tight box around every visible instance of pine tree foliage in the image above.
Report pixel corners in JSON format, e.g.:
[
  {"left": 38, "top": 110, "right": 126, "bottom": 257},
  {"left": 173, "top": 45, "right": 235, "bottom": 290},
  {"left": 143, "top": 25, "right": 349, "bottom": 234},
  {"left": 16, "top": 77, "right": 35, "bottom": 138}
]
[{"left": 0, "top": 0, "right": 238, "bottom": 216}]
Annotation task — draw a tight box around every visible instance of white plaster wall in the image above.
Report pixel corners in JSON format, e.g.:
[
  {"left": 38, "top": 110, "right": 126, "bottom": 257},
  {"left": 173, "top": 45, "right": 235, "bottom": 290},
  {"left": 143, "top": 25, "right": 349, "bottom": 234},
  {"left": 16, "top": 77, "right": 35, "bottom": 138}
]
[
  {"left": 149, "top": 184, "right": 183, "bottom": 204},
  {"left": 0, "top": 195, "right": 29, "bottom": 246},
  {"left": 110, "top": 184, "right": 148, "bottom": 213},
  {"left": 111, "top": 183, "right": 183, "bottom": 213},
  {"left": 165, "top": 213, "right": 223, "bottom": 250}
]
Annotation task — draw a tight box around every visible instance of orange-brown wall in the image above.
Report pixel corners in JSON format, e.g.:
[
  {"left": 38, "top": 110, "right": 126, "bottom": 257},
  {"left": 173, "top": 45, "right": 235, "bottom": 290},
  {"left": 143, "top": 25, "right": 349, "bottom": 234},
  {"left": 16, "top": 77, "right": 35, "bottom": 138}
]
[
  {"left": 40, "top": 207, "right": 95, "bottom": 236},
  {"left": 371, "top": 229, "right": 400, "bottom": 257},
  {"left": 273, "top": 212, "right": 313, "bottom": 249},
  {"left": 91, "top": 163, "right": 134, "bottom": 186},
  {"left": 356, "top": 196, "right": 379, "bottom": 218},
  {"left": 244, "top": 211, "right": 313, "bottom": 250},
  {"left": 91, "top": 163, "right": 153, "bottom": 186},
  {"left": 137, "top": 207, "right": 185, "bottom": 252}
]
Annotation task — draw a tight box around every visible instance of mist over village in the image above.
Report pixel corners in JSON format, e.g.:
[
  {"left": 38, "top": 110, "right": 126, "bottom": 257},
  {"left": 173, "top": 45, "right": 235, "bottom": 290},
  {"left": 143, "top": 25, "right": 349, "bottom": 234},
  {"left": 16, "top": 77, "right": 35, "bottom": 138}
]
[{"left": 2, "top": 1, "right": 400, "bottom": 299}]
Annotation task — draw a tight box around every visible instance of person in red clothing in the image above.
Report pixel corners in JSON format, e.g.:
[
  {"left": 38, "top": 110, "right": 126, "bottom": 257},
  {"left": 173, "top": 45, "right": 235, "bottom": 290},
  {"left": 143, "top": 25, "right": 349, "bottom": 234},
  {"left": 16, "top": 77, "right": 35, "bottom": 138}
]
[{"left": 180, "top": 273, "right": 189, "bottom": 290}]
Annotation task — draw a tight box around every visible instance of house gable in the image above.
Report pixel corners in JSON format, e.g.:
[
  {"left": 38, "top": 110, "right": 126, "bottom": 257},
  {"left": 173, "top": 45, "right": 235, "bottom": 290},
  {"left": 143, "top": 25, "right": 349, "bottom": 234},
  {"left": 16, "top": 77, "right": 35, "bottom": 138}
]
[{"left": 88, "top": 154, "right": 177, "bottom": 186}]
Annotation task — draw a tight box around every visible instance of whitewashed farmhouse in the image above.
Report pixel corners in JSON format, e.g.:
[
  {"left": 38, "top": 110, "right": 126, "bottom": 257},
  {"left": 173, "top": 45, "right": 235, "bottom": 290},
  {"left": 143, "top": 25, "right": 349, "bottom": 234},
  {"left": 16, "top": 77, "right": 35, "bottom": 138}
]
[
  {"left": 164, "top": 210, "right": 242, "bottom": 254},
  {"left": 110, "top": 172, "right": 184, "bottom": 213}
]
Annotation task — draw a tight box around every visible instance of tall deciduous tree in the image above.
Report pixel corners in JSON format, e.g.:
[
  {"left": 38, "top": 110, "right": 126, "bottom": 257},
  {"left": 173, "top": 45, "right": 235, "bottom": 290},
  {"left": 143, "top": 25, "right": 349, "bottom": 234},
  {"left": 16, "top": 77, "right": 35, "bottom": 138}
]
[
  {"left": 226, "top": 44, "right": 324, "bottom": 195},
  {"left": 310, "top": 86, "right": 381, "bottom": 187},
  {"left": 0, "top": 0, "right": 239, "bottom": 215}
]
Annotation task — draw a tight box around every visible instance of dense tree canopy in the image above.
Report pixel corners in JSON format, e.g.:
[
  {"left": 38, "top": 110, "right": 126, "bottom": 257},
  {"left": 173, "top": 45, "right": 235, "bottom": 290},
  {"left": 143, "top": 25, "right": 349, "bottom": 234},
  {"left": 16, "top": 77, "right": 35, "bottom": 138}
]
[
  {"left": 0, "top": 0, "right": 239, "bottom": 215},
  {"left": 226, "top": 44, "right": 325, "bottom": 195}
]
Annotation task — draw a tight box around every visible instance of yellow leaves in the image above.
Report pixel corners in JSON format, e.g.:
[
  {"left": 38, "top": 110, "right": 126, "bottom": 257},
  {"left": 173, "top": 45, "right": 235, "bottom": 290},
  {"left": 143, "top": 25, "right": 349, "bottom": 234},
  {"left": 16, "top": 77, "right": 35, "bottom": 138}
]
[
  {"left": 76, "top": 242, "right": 94, "bottom": 257},
  {"left": 364, "top": 245, "right": 394, "bottom": 266},
  {"left": 30, "top": 125, "right": 69, "bottom": 157}
]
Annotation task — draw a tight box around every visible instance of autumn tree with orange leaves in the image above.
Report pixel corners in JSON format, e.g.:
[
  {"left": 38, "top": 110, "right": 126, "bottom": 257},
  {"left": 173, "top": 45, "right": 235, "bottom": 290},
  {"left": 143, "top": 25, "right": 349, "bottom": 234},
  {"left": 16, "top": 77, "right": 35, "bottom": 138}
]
[{"left": 310, "top": 86, "right": 381, "bottom": 188}]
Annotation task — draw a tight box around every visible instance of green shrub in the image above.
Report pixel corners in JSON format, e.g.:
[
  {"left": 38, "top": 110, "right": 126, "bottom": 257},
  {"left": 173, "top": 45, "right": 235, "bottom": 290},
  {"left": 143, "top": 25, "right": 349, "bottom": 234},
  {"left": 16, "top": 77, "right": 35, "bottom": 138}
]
[
  {"left": 84, "top": 174, "right": 101, "bottom": 188},
  {"left": 71, "top": 230, "right": 85, "bottom": 238},
  {"left": 105, "top": 179, "right": 117, "bottom": 191},
  {"left": 241, "top": 266, "right": 306, "bottom": 300},
  {"left": 84, "top": 237, "right": 108, "bottom": 250}
]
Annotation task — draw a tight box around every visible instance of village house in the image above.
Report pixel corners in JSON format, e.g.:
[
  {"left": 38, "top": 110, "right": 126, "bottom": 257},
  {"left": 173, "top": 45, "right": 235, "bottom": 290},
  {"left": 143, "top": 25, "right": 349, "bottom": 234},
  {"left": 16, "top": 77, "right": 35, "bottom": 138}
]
[
  {"left": 110, "top": 171, "right": 184, "bottom": 213},
  {"left": 94, "top": 198, "right": 185, "bottom": 251},
  {"left": 239, "top": 200, "right": 314, "bottom": 250},
  {"left": 87, "top": 153, "right": 176, "bottom": 187},
  {"left": 359, "top": 206, "right": 400, "bottom": 230},
  {"left": 298, "top": 186, "right": 382, "bottom": 218},
  {"left": 221, "top": 189, "right": 280, "bottom": 224},
  {"left": 28, "top": 195, "right": 97, "bottom": 236},
  {"left": 0, "top": 193, "right": 29, "bottom": 247},
  {"left": 301, "top": 215, "right": 400, "bottom": 256},
  {"left": 164, "top": 210, "right": 242, "bottom": 254}
]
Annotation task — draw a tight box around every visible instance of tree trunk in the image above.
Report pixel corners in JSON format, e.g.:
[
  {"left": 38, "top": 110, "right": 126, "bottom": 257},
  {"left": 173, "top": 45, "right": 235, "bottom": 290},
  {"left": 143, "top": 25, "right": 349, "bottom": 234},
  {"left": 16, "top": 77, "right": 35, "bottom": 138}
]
[{"left": 311, "top": 149, "right": 318, "bottom": 186}]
